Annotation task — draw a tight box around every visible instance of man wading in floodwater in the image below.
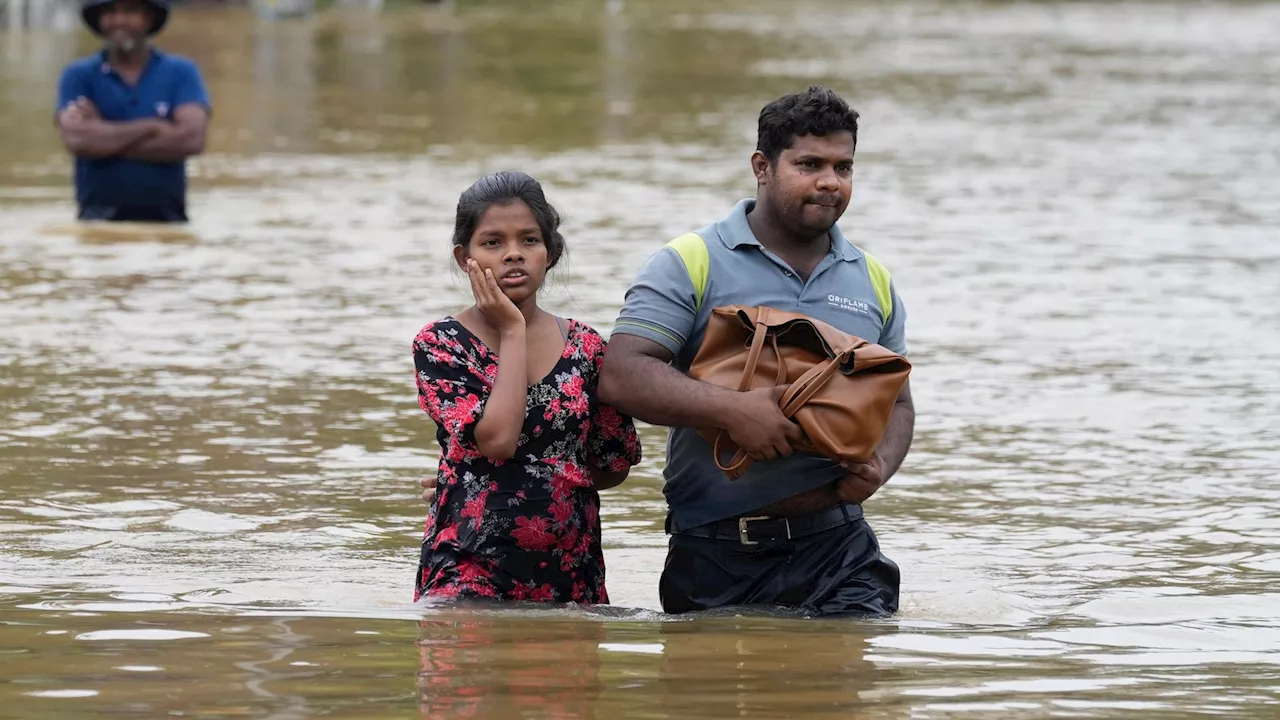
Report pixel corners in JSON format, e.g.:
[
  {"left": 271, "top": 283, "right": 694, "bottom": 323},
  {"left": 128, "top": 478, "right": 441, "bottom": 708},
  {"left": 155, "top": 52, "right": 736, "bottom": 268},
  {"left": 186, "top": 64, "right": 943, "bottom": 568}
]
[
  {"left": 597, "top": 86, "right": 914, "bottom": 616},
  {"left": 54, "top": 0, "right": 211, "bottom": 223}
]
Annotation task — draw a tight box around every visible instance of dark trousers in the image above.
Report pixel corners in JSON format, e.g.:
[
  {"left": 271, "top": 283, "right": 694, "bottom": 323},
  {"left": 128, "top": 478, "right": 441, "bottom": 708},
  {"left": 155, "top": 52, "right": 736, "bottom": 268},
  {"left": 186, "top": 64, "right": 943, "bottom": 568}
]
[{"left": 659, "top": 513, "right": 900, "bottom": 617}]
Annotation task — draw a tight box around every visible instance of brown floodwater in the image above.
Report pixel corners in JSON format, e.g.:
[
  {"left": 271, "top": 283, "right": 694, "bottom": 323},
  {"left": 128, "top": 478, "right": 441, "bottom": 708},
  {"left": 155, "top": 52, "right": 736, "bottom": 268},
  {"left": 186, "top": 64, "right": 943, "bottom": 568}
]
[{"left": 2, "top": 0, "right": 1279, "bottom": 717}]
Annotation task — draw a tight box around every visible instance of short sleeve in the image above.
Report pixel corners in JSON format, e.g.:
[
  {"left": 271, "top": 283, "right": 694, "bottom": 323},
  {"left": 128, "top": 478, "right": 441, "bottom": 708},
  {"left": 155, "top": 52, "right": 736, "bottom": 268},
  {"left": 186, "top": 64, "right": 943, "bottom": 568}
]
[
  {"left": 610, "top": 245, "right": 699, "bottom": 356},
  {"left": 172, "top": 60, "right": 212, "bottom": 113},
  {"left": 587, "top": 403, "right": 642, "bottom": 473},
  {"left": 55, "top": 65, "right": 88, "bottom": 120},
  {"left": 413, "top": 324, "right": 490, "bottom": 444},
  {"left": 878, "top": 281, "right": 908, "bottom": 356}
]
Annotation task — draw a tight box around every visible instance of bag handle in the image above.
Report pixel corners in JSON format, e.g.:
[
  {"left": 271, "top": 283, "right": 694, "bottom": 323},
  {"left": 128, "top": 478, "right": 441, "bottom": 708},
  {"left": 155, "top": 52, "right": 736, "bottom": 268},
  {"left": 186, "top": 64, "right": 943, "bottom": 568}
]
[
  {"left": 736, "top": 308, "right": 789, "bottom": 391},
  {"left": 714, "top": 310, "right": 790, "bottom": 478},
  {"left": 713, "top": 433, "right": 751, "bottom": 478},
  {"left": 778, "top": 347, "right": 853, "bottom": 418},
  {"left": 736, "top": 307, "right": 770, "bottom": 392}
]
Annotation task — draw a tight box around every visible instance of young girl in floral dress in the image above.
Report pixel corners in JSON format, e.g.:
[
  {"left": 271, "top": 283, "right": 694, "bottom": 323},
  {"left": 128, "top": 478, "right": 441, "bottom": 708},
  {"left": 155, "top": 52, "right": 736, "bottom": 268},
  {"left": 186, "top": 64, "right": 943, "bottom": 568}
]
[{"left": 411, "top": 171, "right": 641, "bottom": 605}]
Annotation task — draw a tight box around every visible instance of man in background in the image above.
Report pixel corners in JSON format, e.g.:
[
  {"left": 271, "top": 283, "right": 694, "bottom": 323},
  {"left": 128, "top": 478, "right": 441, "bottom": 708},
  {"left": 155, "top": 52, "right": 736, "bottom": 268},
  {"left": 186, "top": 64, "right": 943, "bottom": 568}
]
[{"left": 55, "top": 0, "right": 211, "bottom": 223}]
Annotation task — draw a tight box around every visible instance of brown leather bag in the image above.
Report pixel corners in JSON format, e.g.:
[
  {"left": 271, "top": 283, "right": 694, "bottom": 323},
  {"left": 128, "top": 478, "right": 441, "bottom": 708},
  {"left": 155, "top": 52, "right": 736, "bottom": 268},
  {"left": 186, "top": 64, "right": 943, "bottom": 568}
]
[{"left": 688, "top": 305, "right": 912, "bottom": 479}]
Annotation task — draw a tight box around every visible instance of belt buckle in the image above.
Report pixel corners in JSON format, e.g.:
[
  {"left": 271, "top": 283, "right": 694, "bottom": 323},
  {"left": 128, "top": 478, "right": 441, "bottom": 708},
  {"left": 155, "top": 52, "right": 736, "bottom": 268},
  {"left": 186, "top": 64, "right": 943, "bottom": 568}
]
[{"left": 737, "top": 516, "right": 790, "bottom": 546}]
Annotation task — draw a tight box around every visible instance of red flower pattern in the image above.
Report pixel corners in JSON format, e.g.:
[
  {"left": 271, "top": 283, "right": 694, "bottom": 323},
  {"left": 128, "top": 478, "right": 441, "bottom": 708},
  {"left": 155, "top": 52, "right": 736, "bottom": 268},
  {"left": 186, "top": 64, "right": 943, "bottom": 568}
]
[
  {"left": 411, "top": 317, "right": 641, "bottom": 605},
  {"left": 511, "top": 516, "right": 559, "bottom": 552},
  {"left": 528, "top": 584, "right": 556, "bottom": 602},
  {"left": 460, "top": 489, "right": 489, "bottom": 527},
  {"left": 549, "top": 498, "right": 575, "bottom": 525}
]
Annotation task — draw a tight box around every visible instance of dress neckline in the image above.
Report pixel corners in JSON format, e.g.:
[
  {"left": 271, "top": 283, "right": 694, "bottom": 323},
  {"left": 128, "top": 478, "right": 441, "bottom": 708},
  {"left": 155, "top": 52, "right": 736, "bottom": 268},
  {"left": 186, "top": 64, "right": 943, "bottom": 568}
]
[{"left": 445, "top": 316, "right": 576, "bottom": 388}]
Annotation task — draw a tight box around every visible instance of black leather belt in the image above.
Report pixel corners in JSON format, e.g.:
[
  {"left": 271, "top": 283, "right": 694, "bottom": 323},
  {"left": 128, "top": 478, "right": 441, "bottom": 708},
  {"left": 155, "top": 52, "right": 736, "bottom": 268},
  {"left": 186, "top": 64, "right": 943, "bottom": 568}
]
[{"left": 674, "top": 504, "right": 858, "bottom": 546}]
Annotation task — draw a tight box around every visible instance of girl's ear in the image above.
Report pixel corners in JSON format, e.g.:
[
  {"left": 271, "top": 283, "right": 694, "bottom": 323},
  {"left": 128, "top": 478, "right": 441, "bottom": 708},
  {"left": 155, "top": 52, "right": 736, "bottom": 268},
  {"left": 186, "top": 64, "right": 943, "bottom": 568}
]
[
  {"left": 546, "top": 232, "right": 564, "bottom": 269},
  {"left": 452, "top": 244, "right": 469, "bottom": 271}
]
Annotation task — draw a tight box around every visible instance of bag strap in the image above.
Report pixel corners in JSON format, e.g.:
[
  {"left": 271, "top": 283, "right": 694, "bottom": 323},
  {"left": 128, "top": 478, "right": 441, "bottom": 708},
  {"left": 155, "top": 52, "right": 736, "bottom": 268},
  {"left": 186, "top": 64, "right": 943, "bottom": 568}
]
[
  {"left": 713, "top": 433, "right": 751, "bottom": 478},
  {"left": 736, "top": 307, "right": 769, "bottom": 391},
  {"left": 714, "top": 309, "right": 790, "bottom": 478},
  {"left": 779, "top": 347, "right": 853, "bottom": 418},
  {"left": 770, "top": 333, "right": 786, "bottom": 386},
  {"left": 715, "top": 308, "right": 767, "bottom": 476}
]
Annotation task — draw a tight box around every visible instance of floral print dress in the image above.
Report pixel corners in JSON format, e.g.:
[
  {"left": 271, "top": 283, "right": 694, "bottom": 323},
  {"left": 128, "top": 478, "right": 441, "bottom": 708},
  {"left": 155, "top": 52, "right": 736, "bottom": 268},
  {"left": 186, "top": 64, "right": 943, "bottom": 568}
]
[{"left": 412, "top": 317, "right": 641, "bottom": 605}]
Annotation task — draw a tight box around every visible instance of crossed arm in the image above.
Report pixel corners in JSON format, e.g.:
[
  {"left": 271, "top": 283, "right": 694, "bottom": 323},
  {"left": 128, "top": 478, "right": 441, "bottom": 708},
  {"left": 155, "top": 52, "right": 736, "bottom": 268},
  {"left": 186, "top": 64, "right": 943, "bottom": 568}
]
[{"left": 57, "top": 97, "right": 208, "bottom": 162}]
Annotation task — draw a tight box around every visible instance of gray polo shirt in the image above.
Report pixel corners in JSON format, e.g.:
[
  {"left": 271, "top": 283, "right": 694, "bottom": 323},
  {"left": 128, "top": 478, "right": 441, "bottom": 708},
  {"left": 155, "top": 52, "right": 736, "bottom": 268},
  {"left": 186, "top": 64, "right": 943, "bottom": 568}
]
[{"left": 612, "top": 198, "right": 909, "bottom": 531}]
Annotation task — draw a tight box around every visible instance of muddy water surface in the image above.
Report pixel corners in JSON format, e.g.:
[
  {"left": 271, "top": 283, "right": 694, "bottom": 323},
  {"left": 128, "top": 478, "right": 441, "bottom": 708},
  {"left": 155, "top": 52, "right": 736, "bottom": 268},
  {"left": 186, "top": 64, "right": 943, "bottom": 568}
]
[{"left": 2, "top": 1, "right": 1279, "bottom": 717}]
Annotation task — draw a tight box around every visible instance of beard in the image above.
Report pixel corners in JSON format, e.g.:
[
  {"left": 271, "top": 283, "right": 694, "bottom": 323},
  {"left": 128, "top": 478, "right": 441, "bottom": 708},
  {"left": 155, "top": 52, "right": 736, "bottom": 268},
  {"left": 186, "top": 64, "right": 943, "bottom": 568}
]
[
  {"left": 104, "top": 34, "right": 142, "bottom": 54},
  {"left": 777, "top": 195, "right": 844, "bottom": 238}
]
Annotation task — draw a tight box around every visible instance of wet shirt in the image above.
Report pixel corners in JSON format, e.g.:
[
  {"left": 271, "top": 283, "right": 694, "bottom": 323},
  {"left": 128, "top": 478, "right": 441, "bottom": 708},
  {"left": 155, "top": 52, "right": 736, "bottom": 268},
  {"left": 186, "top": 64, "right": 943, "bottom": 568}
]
[
  {"left": 412, "top": 317, "right": 641, "bottom": 604},
  {"left": 611, "top": 199, "right": 909, "bottom": 531},
  {"left": 55, "top": 49, "right": 211, "bottom": 222}
]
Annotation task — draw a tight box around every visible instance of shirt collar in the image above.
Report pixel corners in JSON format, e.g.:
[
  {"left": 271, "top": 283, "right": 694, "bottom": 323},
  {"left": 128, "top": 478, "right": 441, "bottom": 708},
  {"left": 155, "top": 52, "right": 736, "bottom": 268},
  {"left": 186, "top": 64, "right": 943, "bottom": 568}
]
[
  {"left": 717, "top": 197, "right": 862, "bottom": 263},
  {"left": 98, "top": 47, "right": 161, "bottom": 75}
]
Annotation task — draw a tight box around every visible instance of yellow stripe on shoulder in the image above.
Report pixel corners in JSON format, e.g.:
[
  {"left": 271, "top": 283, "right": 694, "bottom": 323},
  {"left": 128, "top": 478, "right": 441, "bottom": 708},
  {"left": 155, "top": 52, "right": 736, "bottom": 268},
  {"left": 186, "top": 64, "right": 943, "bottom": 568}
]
[
  {"left": 860, "top": 249, "right": 893, "bottom": 324},
  {"left": 665, "top": 232, "right": 710, "bottom": 311}
]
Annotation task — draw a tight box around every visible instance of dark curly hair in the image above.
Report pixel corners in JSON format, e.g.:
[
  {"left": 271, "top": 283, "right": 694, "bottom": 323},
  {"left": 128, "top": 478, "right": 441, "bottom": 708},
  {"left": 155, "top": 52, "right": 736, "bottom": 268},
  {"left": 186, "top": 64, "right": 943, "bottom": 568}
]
[
  {"left": 451, "top": 171, "right": 566, "bottom": 269},
  {"left": 756, "top": 85, "right": 861, "bottom": 165}
]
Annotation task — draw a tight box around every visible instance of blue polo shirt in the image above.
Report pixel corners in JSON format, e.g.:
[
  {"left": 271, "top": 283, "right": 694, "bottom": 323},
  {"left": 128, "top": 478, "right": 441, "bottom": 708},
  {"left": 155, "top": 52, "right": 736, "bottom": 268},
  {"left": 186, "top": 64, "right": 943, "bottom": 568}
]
[
  {"left": 55, "top": 49, "right": 210, "bottom": 222},
  {"left": 612, "top": 199, "right": 909, "bottom": 531}
]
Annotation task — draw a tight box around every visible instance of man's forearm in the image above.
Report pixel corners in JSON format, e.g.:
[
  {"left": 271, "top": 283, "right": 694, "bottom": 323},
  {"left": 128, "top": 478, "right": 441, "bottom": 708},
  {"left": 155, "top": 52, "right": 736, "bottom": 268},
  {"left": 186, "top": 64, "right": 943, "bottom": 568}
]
[
  {"left": 599, "top": 354, "right": 737, "bottom": 430},
  {"left": 876, "top": 399, "right": 915, "bottom": 481},
  {"left": 62, "top": 119, "right": 162, "bottom": 159},
  {"left": 121, "top": 124, "right": 205, "bottom": 162}
]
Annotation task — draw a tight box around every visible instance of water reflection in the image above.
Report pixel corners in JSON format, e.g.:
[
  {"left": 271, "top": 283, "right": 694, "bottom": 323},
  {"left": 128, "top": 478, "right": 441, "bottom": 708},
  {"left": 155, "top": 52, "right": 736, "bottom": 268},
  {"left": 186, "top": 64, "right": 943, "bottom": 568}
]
[
  {"left": 250, "top": 18, "right": 319, "bottom": 154},
  {"left": 234, "top": 616, "right": 315, "bottom": 720},
  {"left": 417, "top": 611, "right": 607, "bottom": 718},
  {"left": 41, "top": 220, "right": 202, "bottom": 245},
  {"left": 414, "top": 610, "right": 902, "bottom": 720},
  {"left": 651, "top": 618, "right": 895, "bottom": 720},
  {"left": 599, "top": 0, "right": 634, "bottom": 145}
]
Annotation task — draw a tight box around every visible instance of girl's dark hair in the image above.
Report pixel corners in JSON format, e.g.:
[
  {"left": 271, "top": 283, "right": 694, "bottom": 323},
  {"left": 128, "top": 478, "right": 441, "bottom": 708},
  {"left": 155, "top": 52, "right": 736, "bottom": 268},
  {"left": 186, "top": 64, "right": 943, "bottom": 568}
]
[{"left": 451, "top": 171, "right": 566, "bottom": 269}]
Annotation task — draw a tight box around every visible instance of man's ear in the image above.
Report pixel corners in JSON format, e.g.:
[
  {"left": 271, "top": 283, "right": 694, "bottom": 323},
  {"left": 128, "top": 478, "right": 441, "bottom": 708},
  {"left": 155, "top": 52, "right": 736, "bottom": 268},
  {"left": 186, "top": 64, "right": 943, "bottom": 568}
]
[{"left": 750, "top": 150, "right": 772, "bottom": 184}]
